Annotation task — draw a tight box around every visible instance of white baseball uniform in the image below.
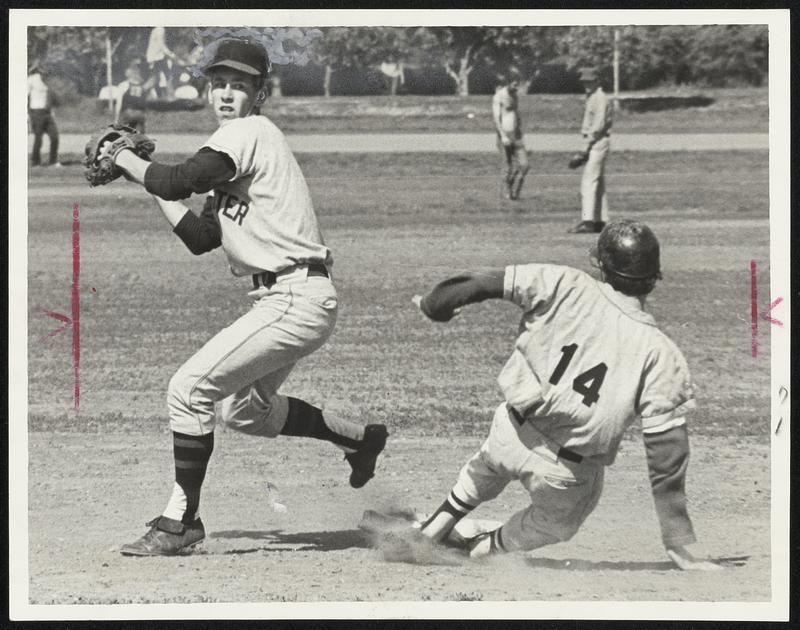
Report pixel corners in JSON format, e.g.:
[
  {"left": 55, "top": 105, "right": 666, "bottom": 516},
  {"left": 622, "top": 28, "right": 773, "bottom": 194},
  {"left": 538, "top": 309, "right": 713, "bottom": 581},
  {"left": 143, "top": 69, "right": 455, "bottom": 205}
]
[
  {"left": 165, "top": 115, "right": 350, "bottom": 442},
  {"left": 421, "top": 264, "right": 696, "bottom": 552},
  {"left": 580, "top": 87, "right": 613, "bottom": 222}
]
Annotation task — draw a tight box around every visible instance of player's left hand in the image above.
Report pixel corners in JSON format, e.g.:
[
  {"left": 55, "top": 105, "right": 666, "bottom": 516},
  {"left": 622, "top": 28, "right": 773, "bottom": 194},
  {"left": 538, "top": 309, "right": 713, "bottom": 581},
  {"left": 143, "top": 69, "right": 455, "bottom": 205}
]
[
  {"left": 666, "top": 545, "right": 724, "bottom": 571},
  {"left": 84, "top": 123, "right": 155, "bottom": 187},
  {"left": 568, "top": 151, "right": 589, "bottom": 170}
]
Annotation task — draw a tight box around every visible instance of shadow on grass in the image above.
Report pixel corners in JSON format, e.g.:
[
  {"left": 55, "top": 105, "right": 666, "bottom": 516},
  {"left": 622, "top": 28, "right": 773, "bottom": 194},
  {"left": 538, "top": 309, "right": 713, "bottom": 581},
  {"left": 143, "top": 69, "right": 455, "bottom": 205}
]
[
  {"left": 211, "top": 528, "right": 371, "bottom": 553},
  {"left": 525, "top": 555, "right": 749, "bottom": 571},
  {"left": 619, "top": 96, "right": 715, "bottom": 113}
]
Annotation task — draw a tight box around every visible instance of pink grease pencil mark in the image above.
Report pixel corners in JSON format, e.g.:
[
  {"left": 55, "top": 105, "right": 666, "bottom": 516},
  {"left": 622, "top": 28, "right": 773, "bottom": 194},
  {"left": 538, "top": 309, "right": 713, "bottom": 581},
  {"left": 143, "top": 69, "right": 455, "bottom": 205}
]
[
  {"left": 39, "top": 203, "right": 81, "bottom": 412},
  {"left": 750, "top": 260, "right": 758, "bottom": 358},
  {"left": 760, "top": 297, "right": 784, "bottom": 328}
]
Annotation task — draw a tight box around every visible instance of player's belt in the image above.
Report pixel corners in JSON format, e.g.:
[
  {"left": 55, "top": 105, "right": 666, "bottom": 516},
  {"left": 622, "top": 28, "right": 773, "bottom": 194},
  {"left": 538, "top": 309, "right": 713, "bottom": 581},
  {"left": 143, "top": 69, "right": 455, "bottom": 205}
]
[
  {"left": 252, "top": 263, "right": 329, "bottom": 289},
  {"left": 508, "top": 405, "right": 583, "bottom": 464}
]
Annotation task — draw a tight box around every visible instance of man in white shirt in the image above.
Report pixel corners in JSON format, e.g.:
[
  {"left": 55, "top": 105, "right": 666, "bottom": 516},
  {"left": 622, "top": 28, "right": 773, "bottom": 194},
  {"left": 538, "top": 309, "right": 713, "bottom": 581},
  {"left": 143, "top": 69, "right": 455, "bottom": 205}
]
[
  {"left": 146, "top": 26, "right": 176, "bottom": 99},
  {"left": 27, "top": 62, "right": 61, "bottom": 167}
]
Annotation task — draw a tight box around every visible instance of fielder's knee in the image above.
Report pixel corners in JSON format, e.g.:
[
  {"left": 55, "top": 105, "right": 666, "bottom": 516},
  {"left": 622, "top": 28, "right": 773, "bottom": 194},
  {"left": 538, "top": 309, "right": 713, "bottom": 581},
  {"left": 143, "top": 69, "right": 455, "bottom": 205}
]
[
  {"left": 222, "top": 390, "right": 289, "bottom": 438},
  {"left": 167, "top": 370, "right": 215, "bottom": 436}
]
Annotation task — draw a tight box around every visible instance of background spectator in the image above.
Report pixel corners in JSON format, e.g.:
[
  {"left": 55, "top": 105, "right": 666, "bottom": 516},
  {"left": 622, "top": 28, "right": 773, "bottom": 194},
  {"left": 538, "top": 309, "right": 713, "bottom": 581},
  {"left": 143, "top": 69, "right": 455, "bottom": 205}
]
[
  {"left": 146, "top": 26, "right": 176, "bottom": 99},
  {"left": 114, "top": 58, "right": 156, "bottom": 132},
  {"left": 27, "top": 61, "right": 61, "bottom": 167}
]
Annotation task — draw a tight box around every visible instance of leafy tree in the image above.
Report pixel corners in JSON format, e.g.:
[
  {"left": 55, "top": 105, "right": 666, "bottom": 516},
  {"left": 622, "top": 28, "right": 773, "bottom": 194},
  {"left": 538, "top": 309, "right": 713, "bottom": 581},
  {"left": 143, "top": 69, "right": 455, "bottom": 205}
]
[
  {"left": 688, "top": 25, "right": 768, "bottom": 86},
  {"left": 485, "top": 26, "right": 565, "bottom": 92},
  {"left": 370, "top": 27, "right": 430, "bottom": 95},
  {"left": 558, "top": 24, "right": 768, "bottom": 90},
  {"left": 28, "top": 26, "right": 115, "bottom": 97},
  {"left": 417, "top": 26, "right": 495, "bottom": 96},
  {"left": 308, "top": 27, "right": 379, "bottom": 97}
]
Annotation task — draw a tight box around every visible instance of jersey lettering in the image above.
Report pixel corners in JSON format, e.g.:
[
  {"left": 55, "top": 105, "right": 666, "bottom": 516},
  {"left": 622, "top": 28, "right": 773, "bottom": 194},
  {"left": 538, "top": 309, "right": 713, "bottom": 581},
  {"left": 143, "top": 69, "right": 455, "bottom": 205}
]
[{"left": 216, "top": 191, "right": 250, "bottom": 226}]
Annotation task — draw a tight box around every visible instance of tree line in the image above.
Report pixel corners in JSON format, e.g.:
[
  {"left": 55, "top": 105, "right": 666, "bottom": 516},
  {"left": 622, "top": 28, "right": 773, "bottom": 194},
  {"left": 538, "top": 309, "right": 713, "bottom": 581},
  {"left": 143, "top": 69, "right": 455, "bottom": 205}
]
[{"left": 28, "top": 25, "right": 768, "bottom": 99}]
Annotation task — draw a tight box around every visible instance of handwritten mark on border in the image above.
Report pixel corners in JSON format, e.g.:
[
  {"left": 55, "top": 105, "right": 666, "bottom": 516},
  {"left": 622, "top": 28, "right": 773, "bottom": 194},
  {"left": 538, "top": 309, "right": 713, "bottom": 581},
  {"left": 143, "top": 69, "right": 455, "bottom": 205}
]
[
  {"left": 760, "top": 297, "right": 784, "bottom": 328},
  {"left": 775, "top": 386, "right": 788, "bottom": 435},
  {"left": 750, "top": 260, "right": 784, "bottom": 358}
]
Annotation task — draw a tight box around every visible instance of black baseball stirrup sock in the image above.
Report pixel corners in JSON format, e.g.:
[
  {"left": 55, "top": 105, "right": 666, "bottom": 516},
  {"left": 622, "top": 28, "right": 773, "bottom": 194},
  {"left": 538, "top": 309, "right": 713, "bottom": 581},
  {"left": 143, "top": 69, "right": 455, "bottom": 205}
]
[
  {"left": 280, "top": 397, "right": 361, "bottom": 450},
  {"left": 173, "top": 431, "right": 214, "bottom": 524}
]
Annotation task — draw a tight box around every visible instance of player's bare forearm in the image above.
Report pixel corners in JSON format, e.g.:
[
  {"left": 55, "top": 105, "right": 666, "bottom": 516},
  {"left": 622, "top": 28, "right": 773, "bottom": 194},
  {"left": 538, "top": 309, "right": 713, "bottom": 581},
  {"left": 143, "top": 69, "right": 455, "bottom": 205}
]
[
  {"left": 115, "top": 149, "right": 150, "bottom": 186},
  {"left": 152, "top": 195, "right": 191, "bottom": 228},
  {"left": 414, "top": 270, "right": 504, "bottom": 322}
]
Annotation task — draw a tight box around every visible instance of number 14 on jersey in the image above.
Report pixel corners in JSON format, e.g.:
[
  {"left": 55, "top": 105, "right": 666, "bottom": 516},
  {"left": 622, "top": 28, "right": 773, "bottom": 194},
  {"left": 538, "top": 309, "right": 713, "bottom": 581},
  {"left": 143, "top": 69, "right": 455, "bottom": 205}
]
[{"left": 549, "top": 343, "right": 608, "bottom": 407}]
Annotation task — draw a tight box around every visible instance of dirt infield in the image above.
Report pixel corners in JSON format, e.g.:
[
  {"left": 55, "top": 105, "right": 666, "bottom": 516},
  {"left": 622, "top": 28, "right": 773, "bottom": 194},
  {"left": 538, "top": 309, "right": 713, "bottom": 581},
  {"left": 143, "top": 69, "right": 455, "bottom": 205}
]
[
  {"left": 19, "top": 150, "right": 776, "bottom": 612},
  {"left": 28, "top": 432, "right": 769, "bottom": 604}
]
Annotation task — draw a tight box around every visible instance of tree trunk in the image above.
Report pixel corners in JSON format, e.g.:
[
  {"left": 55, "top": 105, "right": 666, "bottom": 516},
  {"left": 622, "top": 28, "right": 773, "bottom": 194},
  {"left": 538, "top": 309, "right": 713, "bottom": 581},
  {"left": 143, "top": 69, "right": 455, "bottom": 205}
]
[
  {"left": 445, "top": 46, "right": 474, "bottom": 96},
  {"left": 323, "top": 64, "right": 333, "bottom": 97},
  {"left": 457, "top": 65, "right": 470, "bottom": 96}
]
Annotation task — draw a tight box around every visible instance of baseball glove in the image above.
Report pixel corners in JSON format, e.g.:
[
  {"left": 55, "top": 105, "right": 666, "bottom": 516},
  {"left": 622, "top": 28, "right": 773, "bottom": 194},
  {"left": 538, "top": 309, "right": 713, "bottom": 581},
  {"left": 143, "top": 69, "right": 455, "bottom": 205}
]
[
  {"left": 83, "top": 124, "right": 155, "bottom": 187},
  {"left": 568, "top": 151, "right": 589, "bottom": 169}
]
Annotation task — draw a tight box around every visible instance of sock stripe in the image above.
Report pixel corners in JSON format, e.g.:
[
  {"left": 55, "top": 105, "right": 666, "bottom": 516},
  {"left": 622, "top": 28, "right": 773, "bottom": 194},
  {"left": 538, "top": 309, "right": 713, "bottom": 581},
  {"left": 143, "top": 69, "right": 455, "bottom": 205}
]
[
  {"left": 174, "top": 460, "right": 209, "bottom": 469},
  {"left": 173, "top": 436, "right": 211, "bottom": 449},
  {"left": 448, "top": 491, "right": 476, "bottom": 513}
]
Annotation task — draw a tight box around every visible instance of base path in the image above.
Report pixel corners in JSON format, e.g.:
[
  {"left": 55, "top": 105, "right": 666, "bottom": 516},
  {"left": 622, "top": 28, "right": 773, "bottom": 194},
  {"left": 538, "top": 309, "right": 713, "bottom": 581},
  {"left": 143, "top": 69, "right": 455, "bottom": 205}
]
[{"left": 42, "top": 132, "right": 767, "bottom": 155}]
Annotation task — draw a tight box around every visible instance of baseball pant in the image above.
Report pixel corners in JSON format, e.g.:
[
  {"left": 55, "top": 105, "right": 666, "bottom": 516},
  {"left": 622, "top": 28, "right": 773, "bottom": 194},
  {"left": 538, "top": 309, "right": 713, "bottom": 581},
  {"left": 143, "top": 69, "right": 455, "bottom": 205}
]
[
  {"left": 29, "top": 109, "right": 59, "bottom": 166},
  {"left": 580, "top": 136, "right": 610, "bottom": 222},
  {"left": 500, "top": 140, "right": 529, "bottom": 198},
  {"left": 452, "top": 402, "right": 604, "bottom": 552},
  {"left": 167, "top": 271, "right": 339, "bottom": 437}
]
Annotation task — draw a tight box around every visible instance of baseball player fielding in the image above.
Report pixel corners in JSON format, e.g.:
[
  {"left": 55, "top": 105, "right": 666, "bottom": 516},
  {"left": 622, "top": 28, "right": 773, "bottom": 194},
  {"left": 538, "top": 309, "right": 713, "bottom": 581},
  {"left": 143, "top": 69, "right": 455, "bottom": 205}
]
[{"left": 86, "top": 38, "right": 388, "bottom": 557}]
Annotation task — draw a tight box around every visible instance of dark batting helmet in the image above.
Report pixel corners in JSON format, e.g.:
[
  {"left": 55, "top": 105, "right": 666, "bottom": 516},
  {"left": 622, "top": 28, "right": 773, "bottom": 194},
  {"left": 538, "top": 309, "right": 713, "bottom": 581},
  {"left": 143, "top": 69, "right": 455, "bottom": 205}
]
[{"left": 593, "top": 220, "right": 662, "bottom": 295}]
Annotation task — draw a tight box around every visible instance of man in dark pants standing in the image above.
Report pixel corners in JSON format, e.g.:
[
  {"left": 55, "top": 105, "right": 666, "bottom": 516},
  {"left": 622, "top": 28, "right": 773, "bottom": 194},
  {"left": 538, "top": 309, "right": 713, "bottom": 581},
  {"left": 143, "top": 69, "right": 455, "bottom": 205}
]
[{"left": 28, "top": 62, "right": 61, "bottom": 168}]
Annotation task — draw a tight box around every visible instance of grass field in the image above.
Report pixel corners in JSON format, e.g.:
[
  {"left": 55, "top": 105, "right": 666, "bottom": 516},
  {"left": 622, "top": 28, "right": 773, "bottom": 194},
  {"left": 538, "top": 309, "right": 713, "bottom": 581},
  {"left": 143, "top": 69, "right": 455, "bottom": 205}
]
[
  {"left": 55, "top": 87, "right": 769, "bottom": 135},
  {"left": 22, "top": 147, "right": 773, "bottom": 607}
]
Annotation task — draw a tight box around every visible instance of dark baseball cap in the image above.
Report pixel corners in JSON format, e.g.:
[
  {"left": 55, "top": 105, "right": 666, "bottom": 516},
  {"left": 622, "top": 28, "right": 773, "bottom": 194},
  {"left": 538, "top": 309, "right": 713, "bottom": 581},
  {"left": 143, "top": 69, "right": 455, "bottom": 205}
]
[{"left": 204, "top": 39, "right": 270, "bottom": 76}]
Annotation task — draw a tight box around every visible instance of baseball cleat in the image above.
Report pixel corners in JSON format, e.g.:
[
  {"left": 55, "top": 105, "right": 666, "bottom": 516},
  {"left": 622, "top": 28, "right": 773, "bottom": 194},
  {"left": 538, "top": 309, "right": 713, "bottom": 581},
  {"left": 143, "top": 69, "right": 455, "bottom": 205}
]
[
  {"left": 346, "top": 424, "right": 388, "bottom": 488},
  {"left": 120, "top": 515, "right": 205, "bottom": 556},
  {"left": 568, "top": 220, "right": 605, "bottom": 234}
]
